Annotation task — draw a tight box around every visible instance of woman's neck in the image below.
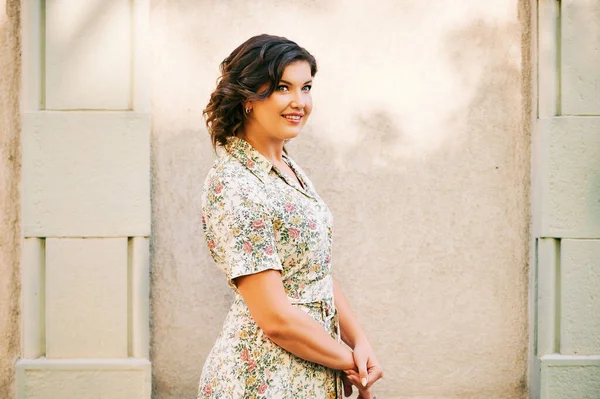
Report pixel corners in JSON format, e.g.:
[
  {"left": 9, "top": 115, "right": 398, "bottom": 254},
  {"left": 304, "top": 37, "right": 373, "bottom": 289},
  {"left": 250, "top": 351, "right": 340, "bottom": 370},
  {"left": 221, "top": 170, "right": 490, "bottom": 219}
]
[{"left": 240, "top": 132, "right": 285, "bottom": 164}]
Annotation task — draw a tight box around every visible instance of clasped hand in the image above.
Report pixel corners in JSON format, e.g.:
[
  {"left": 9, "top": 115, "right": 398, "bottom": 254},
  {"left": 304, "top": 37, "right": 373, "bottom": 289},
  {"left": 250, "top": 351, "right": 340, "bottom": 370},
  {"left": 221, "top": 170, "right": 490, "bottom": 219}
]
[{"left": 342, "top": 342, "right": 383, "bottom": 399}]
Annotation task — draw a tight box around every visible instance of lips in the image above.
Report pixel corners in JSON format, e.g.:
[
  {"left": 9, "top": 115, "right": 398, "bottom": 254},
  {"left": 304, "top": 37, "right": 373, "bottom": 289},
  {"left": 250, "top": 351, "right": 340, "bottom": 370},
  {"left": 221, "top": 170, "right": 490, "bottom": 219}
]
[
  {"left": 282, "top": 113, "right": 303, "bottom": 119},
  {"left": 281, "top": 113, "right": 304, "bottom": 124}
]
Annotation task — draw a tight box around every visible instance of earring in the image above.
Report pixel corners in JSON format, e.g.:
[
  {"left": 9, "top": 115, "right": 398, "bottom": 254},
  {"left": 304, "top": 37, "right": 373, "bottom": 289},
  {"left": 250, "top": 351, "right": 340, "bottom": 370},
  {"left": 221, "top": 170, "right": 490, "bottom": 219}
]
[{"left": 245, "top": 107, "right": 251, "bottom": 114}]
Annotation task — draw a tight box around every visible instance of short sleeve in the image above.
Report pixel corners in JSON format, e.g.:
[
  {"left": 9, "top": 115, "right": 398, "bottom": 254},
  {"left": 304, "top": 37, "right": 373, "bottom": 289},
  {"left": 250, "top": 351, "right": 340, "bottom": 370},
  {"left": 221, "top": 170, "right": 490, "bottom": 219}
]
[{"left": 203, "top": 184, "right": 283, "bottom": 283}]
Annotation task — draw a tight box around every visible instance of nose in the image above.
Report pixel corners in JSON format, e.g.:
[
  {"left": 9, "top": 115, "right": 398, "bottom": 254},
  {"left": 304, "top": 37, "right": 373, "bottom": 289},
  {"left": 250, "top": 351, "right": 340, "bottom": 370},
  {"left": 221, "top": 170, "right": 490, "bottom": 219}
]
[{"left": 290, "top": 90, "right": 306, "bottom": 109}]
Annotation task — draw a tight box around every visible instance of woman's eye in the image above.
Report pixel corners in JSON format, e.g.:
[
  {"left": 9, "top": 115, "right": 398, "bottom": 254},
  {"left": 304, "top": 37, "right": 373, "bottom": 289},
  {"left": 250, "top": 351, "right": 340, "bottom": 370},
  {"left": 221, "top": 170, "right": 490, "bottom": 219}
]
[
  {"left": 276, "top": 85, "right": 288, "bottom": 92},
  {"left": 302, "top": 85, "right": 312, "bottom": 92}
]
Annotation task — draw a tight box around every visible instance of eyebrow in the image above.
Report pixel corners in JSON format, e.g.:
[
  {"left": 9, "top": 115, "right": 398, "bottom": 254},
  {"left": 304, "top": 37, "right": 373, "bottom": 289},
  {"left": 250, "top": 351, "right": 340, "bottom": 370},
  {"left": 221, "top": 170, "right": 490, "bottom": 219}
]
[{"left": 279, "top": 79, "right": 313, "bottom": 85}]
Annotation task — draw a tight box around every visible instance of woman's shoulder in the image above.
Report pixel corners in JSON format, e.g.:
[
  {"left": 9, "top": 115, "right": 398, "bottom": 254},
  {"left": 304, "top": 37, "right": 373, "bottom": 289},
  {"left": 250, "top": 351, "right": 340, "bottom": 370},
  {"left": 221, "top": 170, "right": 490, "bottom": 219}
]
[
  {"left": 202, "top": 153, "right": 268, "bottom": 207},
  {"left": 206, "top": 153, "right": 249, "bottom": 182}
]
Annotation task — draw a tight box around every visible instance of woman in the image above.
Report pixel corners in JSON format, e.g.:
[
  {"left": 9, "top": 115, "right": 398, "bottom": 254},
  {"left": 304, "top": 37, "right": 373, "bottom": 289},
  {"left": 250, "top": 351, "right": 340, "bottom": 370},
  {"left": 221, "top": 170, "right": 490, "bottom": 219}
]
[{"left": 198, "top": 34, "right": 383, "bottom": 399}]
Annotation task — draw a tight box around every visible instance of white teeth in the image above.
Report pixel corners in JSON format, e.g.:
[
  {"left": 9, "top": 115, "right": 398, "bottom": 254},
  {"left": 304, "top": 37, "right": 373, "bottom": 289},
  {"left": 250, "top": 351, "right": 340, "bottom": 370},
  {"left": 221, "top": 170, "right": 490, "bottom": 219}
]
[{"left": 283, "top": 115, "right": 301, "bottom": 120}]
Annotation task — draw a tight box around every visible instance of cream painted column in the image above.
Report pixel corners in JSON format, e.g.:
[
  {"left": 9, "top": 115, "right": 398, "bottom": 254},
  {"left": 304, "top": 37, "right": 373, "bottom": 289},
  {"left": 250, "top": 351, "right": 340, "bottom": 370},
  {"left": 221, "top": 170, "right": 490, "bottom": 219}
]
[
  {"left": 532, "top": 0, "right": 600, "bottom": 397},
  {"left": 16, "top": 1, "right": 151, "bottom": 398}
]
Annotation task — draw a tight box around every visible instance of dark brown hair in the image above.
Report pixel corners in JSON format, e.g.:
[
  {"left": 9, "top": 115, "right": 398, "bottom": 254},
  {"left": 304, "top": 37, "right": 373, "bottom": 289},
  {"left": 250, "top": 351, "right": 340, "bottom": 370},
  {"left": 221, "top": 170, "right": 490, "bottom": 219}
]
[{"left": 203, "top": 34, "right": 318, "bottom": 149}]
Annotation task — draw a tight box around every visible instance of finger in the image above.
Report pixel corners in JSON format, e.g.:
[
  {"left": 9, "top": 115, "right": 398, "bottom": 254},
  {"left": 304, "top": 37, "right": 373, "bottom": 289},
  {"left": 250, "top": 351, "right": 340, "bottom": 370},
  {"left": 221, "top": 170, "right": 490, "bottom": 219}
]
[
  {"left": 353, "top": 353, "right": 369, "bottom": 388},
  {"left": 346, "top": 374, "right": 360, "bottom": 387},
  {"left": 350, "top": 376, "right": 368, "bottom": 391},
  {"left": 367, "top": 365, "right": 383, "bottom": 384},
  {"left": 345, "top": 369, "right": 360, "bottom": 378},
  {"left": 374, "top": 366, "right": 384, "bottom": 381}
]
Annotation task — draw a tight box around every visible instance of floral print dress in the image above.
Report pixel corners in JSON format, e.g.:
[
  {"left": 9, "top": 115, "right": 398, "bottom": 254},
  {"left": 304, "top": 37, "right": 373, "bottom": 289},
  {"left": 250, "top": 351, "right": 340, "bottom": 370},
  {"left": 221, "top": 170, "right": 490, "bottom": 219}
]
[{"left": 198, "top": 137, "right": 342, "bottom": 399}]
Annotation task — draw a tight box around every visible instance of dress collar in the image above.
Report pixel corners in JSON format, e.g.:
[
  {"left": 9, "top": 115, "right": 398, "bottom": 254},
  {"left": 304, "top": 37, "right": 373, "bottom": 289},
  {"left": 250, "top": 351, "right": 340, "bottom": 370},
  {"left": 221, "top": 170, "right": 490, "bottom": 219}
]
[
  {"left": 225, "top": 137, "right": 273, "bottom": 183},
  {"left": 225, "top": 136, "right": 316, "bottom": 200}
]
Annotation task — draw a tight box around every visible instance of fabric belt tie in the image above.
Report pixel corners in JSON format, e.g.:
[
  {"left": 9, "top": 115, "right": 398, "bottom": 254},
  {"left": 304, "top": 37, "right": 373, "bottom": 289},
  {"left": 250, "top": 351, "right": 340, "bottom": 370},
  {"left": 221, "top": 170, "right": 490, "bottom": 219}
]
[{"left": 291, "top": 297, "right": 336, "bottom": 322}]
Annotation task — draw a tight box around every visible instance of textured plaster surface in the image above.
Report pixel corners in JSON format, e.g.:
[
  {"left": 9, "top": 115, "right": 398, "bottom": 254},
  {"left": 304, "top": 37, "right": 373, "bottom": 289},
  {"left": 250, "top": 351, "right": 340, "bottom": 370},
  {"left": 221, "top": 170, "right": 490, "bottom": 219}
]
[
  {"left": 22, "top": 370, "right": 145, "bottom": 399},
  {"left": 45, "top": 238, "right": 128, "bottom": 359},
  {"left": 150, "top": 1, "right": 531, "bottom": 398},
  {"left": 560, "top": 240, "right": 600, "bottom": 355},
  {"left": 16, "top": 358, "right": 151, "bottom": 399},
  {"left": 536, "top": 238, "right": 559, "bottom": 357},
  {"left": 540, "top": 359, "right": 600, "bottom": 399},
  {"left": 22, "top": 112, "right": 151, "bottom": 237},
  {"left": 45, "top": 0, "right": 132, "bottom": 110},
  {"left": 0, "top": 0, "right": 21, "bottom": 397},
  {"left": 561, "top": 0, "right": 600, "bottom": 115},
  {"left": 21, "top": 238, "right": 43, "bottom": 359},
  {"left": 538, "top": 117, "right": 600, "bottom": 238}
]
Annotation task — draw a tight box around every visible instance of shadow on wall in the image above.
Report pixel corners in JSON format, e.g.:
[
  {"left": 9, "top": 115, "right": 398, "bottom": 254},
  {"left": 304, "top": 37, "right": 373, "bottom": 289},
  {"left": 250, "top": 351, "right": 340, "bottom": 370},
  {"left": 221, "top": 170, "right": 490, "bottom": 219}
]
[
  {"left": 149, "top": 1, "right": 531, "bottom": 398},
  {"left": 295, "top": 16, "right": 529, "bottom": 399},
  {"left": 149, "top": 128, "right": 229, "bottom": 397}
]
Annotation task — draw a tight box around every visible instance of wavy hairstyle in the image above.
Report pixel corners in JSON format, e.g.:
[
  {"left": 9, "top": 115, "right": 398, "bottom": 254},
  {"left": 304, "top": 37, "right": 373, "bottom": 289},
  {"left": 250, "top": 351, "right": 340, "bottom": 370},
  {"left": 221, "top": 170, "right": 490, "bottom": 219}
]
[{"left": 204, "top": 34, "right": 318, "bottom": 149}]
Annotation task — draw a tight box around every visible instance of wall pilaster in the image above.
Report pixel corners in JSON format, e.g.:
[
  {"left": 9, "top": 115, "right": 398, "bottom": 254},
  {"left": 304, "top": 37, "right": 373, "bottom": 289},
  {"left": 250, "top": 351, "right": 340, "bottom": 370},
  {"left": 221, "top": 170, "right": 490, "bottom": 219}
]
[
  {"left": 16, "top": 1, "right": 151, "bottom": 398},
  {"left": 532, "top": 1, "right": 600, "bottom": 397}
]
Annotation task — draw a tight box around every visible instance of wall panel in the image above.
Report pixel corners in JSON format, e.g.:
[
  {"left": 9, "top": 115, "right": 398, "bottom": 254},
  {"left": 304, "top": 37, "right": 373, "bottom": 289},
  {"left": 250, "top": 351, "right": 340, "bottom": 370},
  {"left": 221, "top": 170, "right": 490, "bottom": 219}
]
[{"left": 45, "top": 0, "right": 132, "bottom": 110}]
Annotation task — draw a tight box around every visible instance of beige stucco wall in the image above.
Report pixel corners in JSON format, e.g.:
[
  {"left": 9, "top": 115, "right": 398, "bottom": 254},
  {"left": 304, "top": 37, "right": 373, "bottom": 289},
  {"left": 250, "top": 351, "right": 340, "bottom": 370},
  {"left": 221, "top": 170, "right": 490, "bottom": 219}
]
[
  {"left": 150, "top": 1, "right": 532, "bottom": 398},
  {"left": 0, "top": 0, "right": 21, "bottom": 398}
]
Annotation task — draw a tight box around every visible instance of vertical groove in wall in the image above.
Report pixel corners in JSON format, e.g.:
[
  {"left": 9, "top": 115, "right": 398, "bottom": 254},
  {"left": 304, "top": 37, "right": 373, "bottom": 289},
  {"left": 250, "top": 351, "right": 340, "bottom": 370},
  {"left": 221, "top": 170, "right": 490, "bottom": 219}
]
[
  {"left": 40, "top": 237, "right": 46, "bottom": 356},
  {"left": 554, "top": 238, "right": 561, "bottom": 353},
  {"left": 537, "top": 0, "right": 561, "bottom": 118},
  {"left": 530, "top": 3, "right": 541, "bottom": 397},
  {"left": 534, "top": 0, "right": 543, "bottom": 118},
  {"left": 129, "top": 0, "right": 134, "bottom": 110},
  {"left": 555, "top": 0, "right": 562, "bottom": 116},
  {"left": 127, "top": 237, "right": 133, "bottom": 357},
  {"left": 533, "top": 238, "right": 539, "bottom": 357},
  {"left": 535, "top": 0, "right": 541, "bottom": 119},
  {"left": 39, "top": 0, "right": 46, "bottom": 110}
]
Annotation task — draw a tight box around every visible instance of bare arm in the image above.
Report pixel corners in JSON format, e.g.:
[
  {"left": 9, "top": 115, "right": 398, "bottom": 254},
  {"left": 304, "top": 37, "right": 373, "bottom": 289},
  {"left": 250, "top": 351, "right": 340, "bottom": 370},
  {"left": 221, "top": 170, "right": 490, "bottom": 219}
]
[
  {"left": 235, "top": 270, "right": 355, "bottom": 371},
  {"left": 334, "top": 279, "right": 383, "bottom": 394},
  {"left": 333, "top": 279, "right": 369, "bottom": 349}
]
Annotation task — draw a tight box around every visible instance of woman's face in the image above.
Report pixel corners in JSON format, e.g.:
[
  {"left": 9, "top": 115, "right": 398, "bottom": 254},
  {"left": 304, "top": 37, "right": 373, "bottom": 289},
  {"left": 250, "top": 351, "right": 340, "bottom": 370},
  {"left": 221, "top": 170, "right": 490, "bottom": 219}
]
[{"left": 245, "top": 60, "right": 313, "bottom": 143}]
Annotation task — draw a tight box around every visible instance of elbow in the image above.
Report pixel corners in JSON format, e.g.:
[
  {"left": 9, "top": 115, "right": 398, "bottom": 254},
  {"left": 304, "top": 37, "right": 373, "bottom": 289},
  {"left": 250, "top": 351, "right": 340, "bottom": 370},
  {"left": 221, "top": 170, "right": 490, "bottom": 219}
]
[
  {"left": 262, "top": 323, "right": 284, "bottom": 340},
  {"left": 259, "top": 310, "right": 294, "bottom": 340}
]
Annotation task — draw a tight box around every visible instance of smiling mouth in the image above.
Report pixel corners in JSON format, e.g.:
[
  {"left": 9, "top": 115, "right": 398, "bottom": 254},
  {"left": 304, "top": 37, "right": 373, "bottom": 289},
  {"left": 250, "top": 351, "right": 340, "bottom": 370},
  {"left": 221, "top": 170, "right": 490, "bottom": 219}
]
[{"left": 282, "top": 114, "right": 302, "bottom": 121}]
